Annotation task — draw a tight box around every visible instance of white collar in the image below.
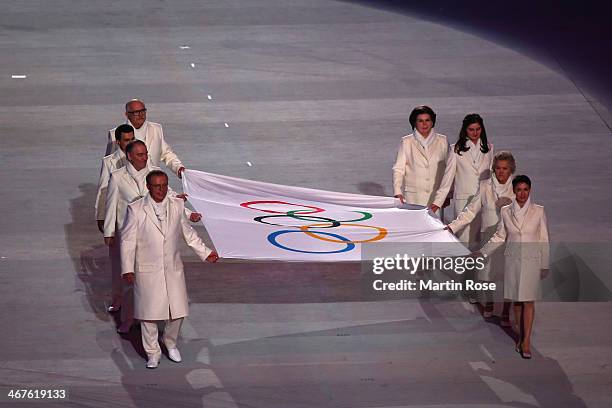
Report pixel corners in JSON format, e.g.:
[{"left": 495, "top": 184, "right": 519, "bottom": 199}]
[
  {"left": 113, "top": 148, "right": 126, "bottom": 160},
  {"left": 127, "top": 162, "right": 148, "bottom": 177},
  {"left": 512, "top": 197, "right": 531, "bottom": 226},
  {"left": 127, "top": 120, "right": 148, "bottom": 139},
  {"left": 466, "top": 139, "right": 483, "bottom": 160},
  {"left": 492, "top": 174, "right": 513, "bottom": 197},
  {"left": 414, "top": 129, "right": 435, "bottom": 148},
  {"left": 149, "top": 194, "right": 169, "bottom": 222}
]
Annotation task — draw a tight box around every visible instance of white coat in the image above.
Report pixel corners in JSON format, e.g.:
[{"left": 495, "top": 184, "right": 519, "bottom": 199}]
[
  {"left": 106, "top": 120, "right": 184, "bottom": 175},
  {"left": 433, "top": 142, "right": 493, "bottom": 244},
  {"left": 120, "top": 195, "right": 213, "bottom": 320},
  {"left": 481, "top": 203, "right": 550, "bottom": 301},
  {"left": 433, "top": 142, "right": 494, "bottom": 207},
  {"left": 103, "top": 164, "right": 190, "bottom": 238},
  {"left": 95, "top": 149, "right": 127, "bottom": 221},
  {"left": 392, "top": 133, "right": 448, "bottom": 206},
  {"left": 449, "top": 177, "right": 514, "bottom": 281}
]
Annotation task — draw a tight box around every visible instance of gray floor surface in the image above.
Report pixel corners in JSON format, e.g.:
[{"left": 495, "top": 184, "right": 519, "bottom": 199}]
[{"left": 0, "top": 1, "right": 611, "bottom": 407}]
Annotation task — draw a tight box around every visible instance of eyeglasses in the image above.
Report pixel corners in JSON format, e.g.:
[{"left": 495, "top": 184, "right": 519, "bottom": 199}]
[{"left": 127, "top": 108, "right": 147, "bottom": 116}]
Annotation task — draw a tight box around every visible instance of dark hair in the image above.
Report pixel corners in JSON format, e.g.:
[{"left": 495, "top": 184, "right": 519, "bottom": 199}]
[
  {"left": 125, "top": 139, "right": 146, "bottom": 156},
  {"left": 408, "top": 105, "right": 436, "bottom": 130},
  {"left": 114, "top": 124, "right": 134, "bottom": 141},
  {"left": 492, "top": 150, "right": 516, "bottom": 174},
  {"left": 146, "top": 170, "right": 168, "bottom": 185},
  {"left": 454, "top": 113, "right": 490, "bottom": 155},
  {"left": 512, "top": 175, "right": 531, "bottom": 190}
]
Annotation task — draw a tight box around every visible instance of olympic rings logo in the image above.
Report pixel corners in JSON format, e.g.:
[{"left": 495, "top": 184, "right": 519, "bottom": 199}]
[{"left": 240, "top": 200, "right": 388, "bottom": 254}]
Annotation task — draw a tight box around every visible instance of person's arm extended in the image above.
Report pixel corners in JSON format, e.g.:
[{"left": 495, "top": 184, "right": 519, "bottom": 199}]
[
  {"left": 158, "top": 126, "right": 185, "bottom": 176},
  {"left": 478, "top": 210, "right": 507, "bottom": 258},
  {"left": 432, "top": 146, "right": 456, "bottom": 210},
  {"left": 448, "top": 186, "right": 483, "bottom": 234},
  {"left": 179, "top": 205, "right": 217, "bottom": 262}
]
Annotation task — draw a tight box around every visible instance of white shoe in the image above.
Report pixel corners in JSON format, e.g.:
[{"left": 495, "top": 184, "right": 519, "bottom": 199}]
[
  {"left": 167, "top": 348, "right": 182, "bottom": 363},
  {"left": 146, "top": 357, "right": 159, "bottom": 369},
  {"left": 107, "top": 304, "right": 121, "bottom": 313}
]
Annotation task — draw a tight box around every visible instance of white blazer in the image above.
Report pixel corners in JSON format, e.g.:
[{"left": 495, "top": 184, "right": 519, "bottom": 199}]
[
  {"left": 103, "top": 165, "right": 189, "bottom": 237},
  {"left": 106, "top": 121, "right": 184, "bottom": 175},
  {"left": 95, "top": 149, "right": 127, "bottom": 221},
  {"left": 482, "top": 203, "right": 550, "bottom": 301},
  {"left": 120, "top": 195, "right": 213, "bottom": 320},
  {"left": 449, "top": 177, "right": 514, "bottom": 240},
  {"left": 392, "top": 133, "right": 448, "bottom": 206},
  {"left": 449, "top": 177, "right": 514, "bottom": 281},
  {"left": 433, "top": 142, "right": 493, "bottom": 207}
]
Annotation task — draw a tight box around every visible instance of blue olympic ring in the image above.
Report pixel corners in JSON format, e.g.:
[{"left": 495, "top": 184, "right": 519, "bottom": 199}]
[{"left": 267, "top": 230, "right": 355, "bottom": 254}]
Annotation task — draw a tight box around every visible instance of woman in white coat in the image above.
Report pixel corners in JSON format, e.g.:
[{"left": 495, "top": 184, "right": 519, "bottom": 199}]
[
  {"left": 447, "top": 151, "right": 516, "bottom": 324},
  {"left": 393, "top": 105, "right": 448, "bottom": 207},
  {"left": 432, "top": 114, "right": 494, "bottom": 247},
  {"left": 478, "top": 175, "right": 550, "bottom": 359}
]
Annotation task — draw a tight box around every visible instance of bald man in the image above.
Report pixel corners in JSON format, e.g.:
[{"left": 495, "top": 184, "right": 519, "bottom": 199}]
[{"left": 105, "top": 99, "right": 186, "bottom": 178}]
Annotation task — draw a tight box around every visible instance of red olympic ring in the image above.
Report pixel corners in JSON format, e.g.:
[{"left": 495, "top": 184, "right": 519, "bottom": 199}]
[{"left": 240, "top": 200, "right": 324, "bottom": 215}]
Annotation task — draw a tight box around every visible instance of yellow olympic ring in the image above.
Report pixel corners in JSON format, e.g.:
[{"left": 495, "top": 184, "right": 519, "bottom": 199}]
[{"left": 299, "top": 223, "right": 387, "bottom": 244}]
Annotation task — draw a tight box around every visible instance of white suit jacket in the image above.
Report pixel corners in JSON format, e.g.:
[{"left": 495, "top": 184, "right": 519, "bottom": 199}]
[
  {"left": 392, "top": 133, "right": 448, "bottom": 206},
  {"left": 120, "top": 194, "right": 213, "bottom": 320},
  {"left": 103, "top": 164, "right": 190, "bottom": 237},
  {"left": 106, "top": 120, "right": 184, "bottom": 175},
  {"left": 449, "top": 177, "right": 514, "bottom": 240},
  {"left": 481, "top": 203, "right": 550, "bottom": 300},
  {"left": 95, "top": 149, "right": 127, "bottom": 221},
  {"left": 432, "top": 143, "right": 493, "bottom": 207},
  {"left": 482, "top": 203, "right": 549, "bottom": 264}
]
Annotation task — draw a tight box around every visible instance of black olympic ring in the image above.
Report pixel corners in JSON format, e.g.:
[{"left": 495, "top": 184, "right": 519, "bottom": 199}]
[{"left": 253, "top": 210, "right": 372, "bottom": 229}]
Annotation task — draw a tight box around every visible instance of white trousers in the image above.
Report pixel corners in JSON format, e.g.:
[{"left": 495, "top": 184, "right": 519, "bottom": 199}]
[{"left": 141, "top": 318, "right": 183, "bottom": 360}]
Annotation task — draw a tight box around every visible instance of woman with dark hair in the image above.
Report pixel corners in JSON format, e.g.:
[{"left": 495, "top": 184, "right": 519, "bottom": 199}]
[
  {"left": 477, "top": 175, "right": 550, "bottom": 359},
  {"left": 447, "top": 151, "right": 516, "bottom": 324},
  {"left": 393, "top": 105, "right": 449, "bottom": 207},
  {"left": 432, "top": 114, "right": 494, "bottom": 246}
]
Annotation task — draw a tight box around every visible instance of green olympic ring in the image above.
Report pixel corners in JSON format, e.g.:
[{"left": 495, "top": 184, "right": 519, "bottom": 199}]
[{"left": 253, "top": 210, "right": 372, "bottom": 229}]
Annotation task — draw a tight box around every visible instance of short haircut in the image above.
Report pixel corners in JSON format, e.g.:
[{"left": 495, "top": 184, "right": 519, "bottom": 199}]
[
  {"left": 114, "top": 124, "right": 134, "bottom": 141},
  {"left": 512, "top": 175, "right": 531, "bottom": 190},
  {"left": 492, "top": 150, "right": 516, "bottom": 174},
  {"left": 146, "top": 169, "right": 168, "bottom": 185},
  {"left": 409, "top": 105, "right": 436, "bottom": 129},
  {"left": 125, "top": 139, "right": 146, "bottom": 156}
]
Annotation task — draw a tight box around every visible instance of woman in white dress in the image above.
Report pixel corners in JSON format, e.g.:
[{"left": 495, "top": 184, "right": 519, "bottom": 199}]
[
  {"left": 432, "top": 114, "right": 494, "bottom": 248},
  {"left": 447, "top": 151, "right": 516, "bottom": 325},
  {"left": 393, "top": 105, "right": 449, "bottom": 207},
  {"left": 478, "top": 175, "right": 550, "bottom": 359}
]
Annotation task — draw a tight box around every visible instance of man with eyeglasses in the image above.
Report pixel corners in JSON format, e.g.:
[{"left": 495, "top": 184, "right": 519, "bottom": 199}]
[{"left": 105, "top": 99, "right": 186, "bottom": 178}]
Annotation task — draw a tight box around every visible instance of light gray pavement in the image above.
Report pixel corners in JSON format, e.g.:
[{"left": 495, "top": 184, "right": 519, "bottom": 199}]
[{"left": 0, "top": 1, "right": 611, "bottom": 407}]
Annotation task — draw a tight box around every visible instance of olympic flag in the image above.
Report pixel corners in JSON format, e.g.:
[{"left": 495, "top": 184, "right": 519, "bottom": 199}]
[{"left": 183, "top": 170, "right": 468, "bottom": 261}]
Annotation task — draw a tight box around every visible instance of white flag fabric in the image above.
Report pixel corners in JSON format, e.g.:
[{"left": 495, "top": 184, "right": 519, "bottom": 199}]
[{"left": 183, "top": 170, "right": 468, "bottom": 261}]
